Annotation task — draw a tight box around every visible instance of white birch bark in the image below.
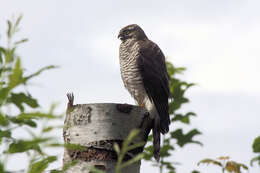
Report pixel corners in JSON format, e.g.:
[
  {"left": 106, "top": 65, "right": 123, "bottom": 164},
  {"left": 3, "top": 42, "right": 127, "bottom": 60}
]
[{"left": 63, "top": 103, "right": 152, "bottom": 173}]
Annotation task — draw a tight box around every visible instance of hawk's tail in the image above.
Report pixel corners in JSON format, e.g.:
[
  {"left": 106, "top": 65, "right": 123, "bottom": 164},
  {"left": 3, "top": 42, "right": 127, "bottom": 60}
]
[
  {"left": 145, "top": 100, "right": 162, "bottom": 162},
  {"left": 153, "top": 116, "right": 161, "bottom": 162}
]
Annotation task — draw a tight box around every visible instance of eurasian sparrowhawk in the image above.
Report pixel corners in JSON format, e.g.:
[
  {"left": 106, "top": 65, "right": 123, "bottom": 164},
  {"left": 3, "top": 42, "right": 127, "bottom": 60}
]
[{"left": 118, "top": 24, "right": 170, "bottom": 161}]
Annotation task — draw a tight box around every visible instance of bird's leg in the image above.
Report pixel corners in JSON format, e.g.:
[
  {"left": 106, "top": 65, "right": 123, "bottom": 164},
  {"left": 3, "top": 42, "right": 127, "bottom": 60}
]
[{"left": 139, "top": 101, "right": 150, "bottom": 120}]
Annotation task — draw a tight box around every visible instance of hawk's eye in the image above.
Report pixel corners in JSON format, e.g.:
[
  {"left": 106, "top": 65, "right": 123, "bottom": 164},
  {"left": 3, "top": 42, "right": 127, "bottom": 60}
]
[{"left": 124, "top": 30, "right": 130, "bottom": 34}]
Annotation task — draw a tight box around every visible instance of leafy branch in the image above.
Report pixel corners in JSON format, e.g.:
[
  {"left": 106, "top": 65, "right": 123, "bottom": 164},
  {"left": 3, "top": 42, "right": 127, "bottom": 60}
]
[
  {"left": 0, "top": 15, "right": 63, "bottom": 173},
  {"left": 251, "top": 136, "right": 260, "bottom": 166},
  {"left": 198, "top": 156, "right": 248, "bottom": 173}
]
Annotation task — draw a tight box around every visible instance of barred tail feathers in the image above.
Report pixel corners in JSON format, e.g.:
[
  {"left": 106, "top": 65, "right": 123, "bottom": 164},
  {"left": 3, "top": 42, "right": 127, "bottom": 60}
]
[{"left": 153, "top": 116, "right": 161, "bottom": 162}]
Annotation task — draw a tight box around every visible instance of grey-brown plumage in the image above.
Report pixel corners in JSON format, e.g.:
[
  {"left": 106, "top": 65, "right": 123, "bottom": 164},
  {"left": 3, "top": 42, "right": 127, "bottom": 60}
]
[{"left": 118, "top": 24, "right": 170, "bottom": 161}]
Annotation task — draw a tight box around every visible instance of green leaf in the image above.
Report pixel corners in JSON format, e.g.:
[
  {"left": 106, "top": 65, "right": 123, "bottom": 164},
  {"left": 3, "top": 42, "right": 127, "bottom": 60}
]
[
  {"left": 252, "top": 136, "right": 260, "bottom": 153},
  {"left": 251, "top": 136, "right": 260, "bottom": 166},
  {"left": 250, "top": 155, "right": 260, "bottom": 166},
  {"left": 114, "top": 143, "right": 120, "bottom": 155},
  {"left": 14, "top": 15, "right": 23, "bottom": 29},
  {"left": 45, "top": 143, "right": 63, "bottom": 148},
  {"left": 0, "top": 129, "right": 11, "bottom": 138},
  {"left": 0, "top": 88, "right": 9, "bottom": 106},
  {"left": 120, "top": 153, "right": 144, "bottom": 169},
  {"left": 7, "top": 20, "right": 12, "bottom": 38},
  {"left": 197, "top": 158, "right": 222, "bottom": 167},
  {"left": 172, "top": 112, "right": 196, "bottom": 124},
  {"left": 147, "top": 134, "right": 153, "bottom": 142},
  {"left": 8, "top": 92, "right": 39, "bottom": 112},
  {"left": 166, "top": 62, "right": 175, "bottom": 76},
  {"left": 122, "top": 129, "right": 140, "bottom": 151},
  {"left": 42, "top": 125, "right": 63, "bottom": 133},
  {"left": 160, "top": 144, "right": 175, "bottom": 157},
  {"left": 28, "top": 156, "right": 57, "bottom": 173},
  {"left": 64, "top": 143, "right": 85, "bottom": 151},
  {"left": 170, "top": 129, "right": 202, "bottom": 147},
  {"left": 237, "top": 163, "right": 248, "bottom": 170},
  {"left": 0, "top": 129, "right": 11, "bottom": 143},
  {"left": 8, "top": 116, "right": 37, "bottom": 127},
  {"left": 5, "top": 48, "right": 16, "bottom": 64},
  {"left": 0, "top": 47, "right": 3, "bottom": 64},
  {"left": 166, "top": 62, "right": 186, "bottom": 76},
  {"left": 191, "top": 170, "right": 200, "bottom": 173},
  {"left": 225, "top": 161, "right": 248, "bottom": 173},
  {"left": 175, "top": 67, "right": 186, "bottom": 74},
  {"left": 23, "top": 65, "right": 57, "bottom": 83},
  {"left": 42, "top": 126, "right": 54, "bottom": 133},
  {"left": 0, "top": 162, "right": 4, "bottom": 173},
  {"left": 8, "top": 138, "right": 50, "bottom": 153},
  {"left": 125, "top": 141, "right": 145, "bottom": 152},
  {"left": 169, "top": 96, "right": 189, "bottom": 114},
  {"left": 17, "top": 112, "right": 56, "bottom": 120},
  {"left": 8, "top": 58, "right": 23, "bottom": 89},
  {"left": 0, "top": 67, "right": 12, "bottom": 79},
  {"left": 14, "top": 38, "right": 28, "bottom": 45},
  {"left": 50, "top": 170, "right": 61, "bottom": 173},
  {"left": 114, "top": 129, "right": 143, "bottom": 173},
  {"left": 0, "top": 47, "right": 6, "bottom": 56},
  {"left": 0, "top": 113, "right": 9, "bottom": 126},
  {"left": 143, "top": 145, "right": 153, "bottom": 160},
  {"left": 161, "top": 161, "right": 176, "bottom": 172}
]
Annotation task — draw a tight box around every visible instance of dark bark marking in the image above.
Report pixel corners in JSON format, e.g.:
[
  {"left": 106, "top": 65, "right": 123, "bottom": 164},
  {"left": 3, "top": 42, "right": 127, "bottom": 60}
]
[
  {"left": 73, "top": 106, "right": 92, "bottom": 125},
  {"left": 67, "top": 140, "right": 144, "bottom": 162},
  {"left": 116, "top": 104, "right": 133, "bottom": 114}
]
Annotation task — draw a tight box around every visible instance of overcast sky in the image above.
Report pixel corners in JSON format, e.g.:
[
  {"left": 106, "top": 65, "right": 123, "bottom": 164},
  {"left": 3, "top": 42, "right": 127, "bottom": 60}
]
[{"left": 1, "top": 0, "right": 260, "bottom": 173}]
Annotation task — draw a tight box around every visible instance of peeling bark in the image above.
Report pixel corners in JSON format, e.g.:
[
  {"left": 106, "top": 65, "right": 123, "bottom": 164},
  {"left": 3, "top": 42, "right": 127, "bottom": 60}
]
[{"left": 63, "top": 103, "right": 152, "bottom": 173}]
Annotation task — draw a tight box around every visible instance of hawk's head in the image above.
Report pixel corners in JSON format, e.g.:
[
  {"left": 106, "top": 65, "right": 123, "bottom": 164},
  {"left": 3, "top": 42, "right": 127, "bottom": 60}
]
[{"left": 118, "top": 24, "right": 147, "bottom": 42}]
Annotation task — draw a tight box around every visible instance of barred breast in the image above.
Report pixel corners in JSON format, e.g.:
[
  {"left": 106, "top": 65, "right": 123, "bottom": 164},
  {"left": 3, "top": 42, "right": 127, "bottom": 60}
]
[{"left": 119, "top": 39, "right": 147, "bottom": 105}]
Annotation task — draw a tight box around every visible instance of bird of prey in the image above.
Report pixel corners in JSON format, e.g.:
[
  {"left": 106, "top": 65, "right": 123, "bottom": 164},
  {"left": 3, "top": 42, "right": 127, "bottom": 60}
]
[{"left": 118, "top": 24, "right": 170, "bottom": 161}]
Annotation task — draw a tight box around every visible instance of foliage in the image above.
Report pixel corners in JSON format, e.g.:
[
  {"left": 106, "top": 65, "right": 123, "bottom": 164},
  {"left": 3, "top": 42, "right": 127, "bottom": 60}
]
[
  {"left": 143, "top": 62, "right": 202, "bottom": 173},
  {"left": 251, "top": 136, "right": 260, "bottom": 166},
  {"left": 90, "top": 129, "right": 145, "bottom": 173},
  {"left": 0, "top": 15, "right": 202, "bottom": 173},
  {"left": 191, "top": 170, "right": 200, "bottom": 173},
  {"left": 0, "top": 16, "right": 65, "bottom": 173},
  {"left": 198, "top": 156, "right": 248, "bottom": 173}
]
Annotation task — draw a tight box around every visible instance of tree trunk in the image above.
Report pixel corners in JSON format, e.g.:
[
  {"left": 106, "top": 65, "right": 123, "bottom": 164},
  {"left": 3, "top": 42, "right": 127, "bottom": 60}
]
[{"left": 63, "top": 102, "right": 152, "bottom": 173}]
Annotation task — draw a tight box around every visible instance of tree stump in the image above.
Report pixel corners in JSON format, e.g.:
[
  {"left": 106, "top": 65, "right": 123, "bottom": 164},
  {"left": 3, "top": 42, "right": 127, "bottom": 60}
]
[{"left": 63, "top": 94, "right": 152, "bottom": 173}]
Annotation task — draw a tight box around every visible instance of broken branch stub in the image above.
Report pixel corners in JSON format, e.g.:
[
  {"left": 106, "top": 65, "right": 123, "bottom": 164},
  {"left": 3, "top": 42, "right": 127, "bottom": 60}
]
[{"left": 63, "top": 103, "right": 152, "bottom": 173}]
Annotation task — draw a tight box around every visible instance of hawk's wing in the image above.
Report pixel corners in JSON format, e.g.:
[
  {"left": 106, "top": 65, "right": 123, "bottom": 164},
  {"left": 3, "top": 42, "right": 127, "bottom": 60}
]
[{"left": 137, "top": 40, "right": 170, "bottom": 134}]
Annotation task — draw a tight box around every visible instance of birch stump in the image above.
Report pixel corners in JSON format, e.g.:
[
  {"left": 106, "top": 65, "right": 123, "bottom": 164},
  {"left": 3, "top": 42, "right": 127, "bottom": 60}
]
[{"left": 63, "top": 93, "right": 152, "bottom": 173}]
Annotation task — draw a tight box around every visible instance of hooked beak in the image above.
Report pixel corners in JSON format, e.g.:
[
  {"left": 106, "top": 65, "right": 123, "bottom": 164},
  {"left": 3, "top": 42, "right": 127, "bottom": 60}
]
[{"left": 118, "top": 32, "right": 124, "bottom": 40}]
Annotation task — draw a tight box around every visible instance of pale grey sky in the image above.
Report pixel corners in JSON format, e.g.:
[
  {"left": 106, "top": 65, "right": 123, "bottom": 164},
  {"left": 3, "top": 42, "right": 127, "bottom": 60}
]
[{"left": 1, "top": 0, "right": 260, "bottom": 172}]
